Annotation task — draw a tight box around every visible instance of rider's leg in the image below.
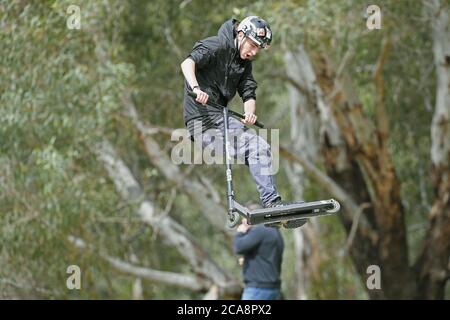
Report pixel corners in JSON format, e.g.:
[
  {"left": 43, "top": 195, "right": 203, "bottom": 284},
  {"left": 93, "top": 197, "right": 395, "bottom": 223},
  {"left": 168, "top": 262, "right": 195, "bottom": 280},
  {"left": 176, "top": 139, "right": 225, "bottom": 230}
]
[
  {"left": 232, "top": 125, "right": 307, "bottom": 228},
  {"left": 191, "top": 118, "right": 307, "bottom": 229},
  {"left": 192, "top": 117, "right": 281, "bottom": 206},
  {"left": 232, "top": 120, "right": 281, "bottom": 206}
]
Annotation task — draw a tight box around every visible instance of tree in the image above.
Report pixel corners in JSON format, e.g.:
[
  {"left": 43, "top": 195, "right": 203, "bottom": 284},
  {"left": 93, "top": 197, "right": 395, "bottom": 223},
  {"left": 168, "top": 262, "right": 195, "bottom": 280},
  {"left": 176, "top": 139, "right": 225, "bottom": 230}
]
[{"left": 259, "top": 0, "right": 449, "bottom": 298}]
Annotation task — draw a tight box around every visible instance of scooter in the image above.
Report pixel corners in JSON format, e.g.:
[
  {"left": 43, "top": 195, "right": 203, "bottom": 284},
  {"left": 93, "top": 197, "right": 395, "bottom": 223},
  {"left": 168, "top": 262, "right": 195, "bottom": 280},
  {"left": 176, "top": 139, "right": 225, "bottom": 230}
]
[{"left": 188, "top": 91, "right": 340, "bottom": 228}]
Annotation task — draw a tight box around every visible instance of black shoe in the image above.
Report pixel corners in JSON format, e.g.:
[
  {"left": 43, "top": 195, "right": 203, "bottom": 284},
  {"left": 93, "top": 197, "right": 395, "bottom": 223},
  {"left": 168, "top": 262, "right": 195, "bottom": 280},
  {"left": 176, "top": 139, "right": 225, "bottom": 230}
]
[
  {"left": 263, "top": 198, "right": 308, "bottom": 229},
  {"left": 263, "top": 197, "right": 283, "bottom": 208}
]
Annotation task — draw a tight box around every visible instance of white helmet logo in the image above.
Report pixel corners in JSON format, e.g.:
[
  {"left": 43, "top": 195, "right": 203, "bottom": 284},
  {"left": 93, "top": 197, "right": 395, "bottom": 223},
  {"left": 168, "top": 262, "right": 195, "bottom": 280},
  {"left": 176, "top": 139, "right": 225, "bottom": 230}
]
[{"left": 256, "top": 28, "right": 266, "bottom": 37}]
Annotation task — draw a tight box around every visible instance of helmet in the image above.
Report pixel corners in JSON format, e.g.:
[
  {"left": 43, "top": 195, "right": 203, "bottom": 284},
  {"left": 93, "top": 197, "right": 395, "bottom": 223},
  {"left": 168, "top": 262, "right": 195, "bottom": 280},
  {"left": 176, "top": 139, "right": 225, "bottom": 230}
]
[{"left": 237, "top": 16, "right": 272, "bottom": 49}]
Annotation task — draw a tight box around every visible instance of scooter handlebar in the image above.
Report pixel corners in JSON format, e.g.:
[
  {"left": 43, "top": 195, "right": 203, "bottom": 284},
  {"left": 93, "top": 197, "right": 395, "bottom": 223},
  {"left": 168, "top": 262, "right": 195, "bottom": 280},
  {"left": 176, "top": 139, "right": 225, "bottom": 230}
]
[{"left": 187, "top": 90, "right": 265, "bottom": 128}]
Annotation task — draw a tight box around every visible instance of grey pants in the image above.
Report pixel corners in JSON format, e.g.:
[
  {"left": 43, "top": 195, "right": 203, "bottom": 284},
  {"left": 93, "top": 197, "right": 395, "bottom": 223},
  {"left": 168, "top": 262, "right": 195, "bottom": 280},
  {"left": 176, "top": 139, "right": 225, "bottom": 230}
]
[{"left": 190, "top": 117, "right": 280, "bottom": 206}]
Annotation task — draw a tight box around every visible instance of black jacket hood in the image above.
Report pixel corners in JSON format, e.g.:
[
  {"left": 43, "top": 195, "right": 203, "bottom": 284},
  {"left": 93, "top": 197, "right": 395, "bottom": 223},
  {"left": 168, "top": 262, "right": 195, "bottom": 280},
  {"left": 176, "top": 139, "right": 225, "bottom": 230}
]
[{"left": 218, "top": 18, "right": 239, "bottom": 49}]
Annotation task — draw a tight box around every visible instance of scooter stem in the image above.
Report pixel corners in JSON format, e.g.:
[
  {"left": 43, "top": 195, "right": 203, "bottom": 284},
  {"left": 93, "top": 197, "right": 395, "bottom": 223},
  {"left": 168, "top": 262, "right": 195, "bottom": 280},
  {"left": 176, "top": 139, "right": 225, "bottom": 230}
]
[{"left": 223, "top": 106, "right": 235, "bottom": 214}]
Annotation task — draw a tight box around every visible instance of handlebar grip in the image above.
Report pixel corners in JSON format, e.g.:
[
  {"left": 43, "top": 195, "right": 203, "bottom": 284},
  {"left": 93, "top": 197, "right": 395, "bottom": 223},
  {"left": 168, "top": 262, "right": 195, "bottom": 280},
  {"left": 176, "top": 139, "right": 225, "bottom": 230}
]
[{"left": 187, "top": 90, "right": 197, "bottom": 99}]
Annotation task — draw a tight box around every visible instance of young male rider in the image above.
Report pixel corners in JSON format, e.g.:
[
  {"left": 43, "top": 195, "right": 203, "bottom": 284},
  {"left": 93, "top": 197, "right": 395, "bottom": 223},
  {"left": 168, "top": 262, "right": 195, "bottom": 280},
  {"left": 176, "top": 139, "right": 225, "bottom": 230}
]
[{"left": 180, "top": 16, "right": 306, "bottom": 228}]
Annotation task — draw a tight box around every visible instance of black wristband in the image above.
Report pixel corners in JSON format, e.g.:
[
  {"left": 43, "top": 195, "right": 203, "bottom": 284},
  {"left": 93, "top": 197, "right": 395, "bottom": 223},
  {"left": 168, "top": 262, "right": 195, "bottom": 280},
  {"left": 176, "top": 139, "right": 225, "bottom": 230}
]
[{"left": 192, "top": 85, "right": 200, "bottom": 90}]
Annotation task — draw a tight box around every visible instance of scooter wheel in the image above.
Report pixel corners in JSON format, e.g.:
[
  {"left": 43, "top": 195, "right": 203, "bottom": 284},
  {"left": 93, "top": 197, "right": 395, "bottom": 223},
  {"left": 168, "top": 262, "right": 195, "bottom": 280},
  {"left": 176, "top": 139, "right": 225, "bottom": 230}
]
[
  {"left": 326, "top": 199, "right": 341, "bottom": 213},
  {"left": 226, "top": 212, "right": 240, "bottom": 229}
]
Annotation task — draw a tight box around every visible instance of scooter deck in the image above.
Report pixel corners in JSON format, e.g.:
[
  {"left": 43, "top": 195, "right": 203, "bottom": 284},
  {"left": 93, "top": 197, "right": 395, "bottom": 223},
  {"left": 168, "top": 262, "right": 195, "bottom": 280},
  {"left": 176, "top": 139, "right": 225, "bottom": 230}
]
[{"left": 246, "top": 199, "right": 340, "bottom": 225}]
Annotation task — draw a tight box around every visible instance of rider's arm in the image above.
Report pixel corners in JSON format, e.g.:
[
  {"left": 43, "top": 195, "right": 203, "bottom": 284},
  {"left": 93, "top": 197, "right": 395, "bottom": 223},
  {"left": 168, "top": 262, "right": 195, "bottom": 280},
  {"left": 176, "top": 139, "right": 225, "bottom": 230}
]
[
  {"left": 242, "top": 98, "right": 257, "bottom": 125},
  {"left": 234, "top": 228, "right": 263, "bottom": 254},
  {"left": 180, "top": 37, "right": 220, "bottom": 105},
  {"left": 244, "top": 99, "right": 256, "bottom": 115},
  {"left": 238, "top": 64, "right": 258, "bottom": 124},
  {"left": 237, "top": 63, "right": 257, "bottom": 103},
  {"left": 180, "top": 58, "right": 209, "bottom": 105},
  {"left": 180, "top": 58, "right": 199, "bottom": 90}
]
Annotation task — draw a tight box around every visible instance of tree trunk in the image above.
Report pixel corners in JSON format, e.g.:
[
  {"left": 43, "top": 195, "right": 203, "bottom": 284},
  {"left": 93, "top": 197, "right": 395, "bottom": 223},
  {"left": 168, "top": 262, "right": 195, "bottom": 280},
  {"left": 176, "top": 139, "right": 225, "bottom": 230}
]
[
  {"left": 414, "top": 0, "right": 450, "bottom": 299},
  {"left": 283, "top": 43, "right": 424, "bottom": 298},
  {"left": 93, "top": 140, "right": 241, "bottom": 297},
  {"left": 284, "top": 50, "right": 327, "bottom": 300}
]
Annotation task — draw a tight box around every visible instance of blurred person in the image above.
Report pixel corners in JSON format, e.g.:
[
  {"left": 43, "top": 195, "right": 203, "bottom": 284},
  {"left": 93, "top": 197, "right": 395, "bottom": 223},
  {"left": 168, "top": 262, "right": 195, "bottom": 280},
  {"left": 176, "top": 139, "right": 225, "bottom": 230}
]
[{"left": 233, "top": 204, "right": 284, "bottom": 300}]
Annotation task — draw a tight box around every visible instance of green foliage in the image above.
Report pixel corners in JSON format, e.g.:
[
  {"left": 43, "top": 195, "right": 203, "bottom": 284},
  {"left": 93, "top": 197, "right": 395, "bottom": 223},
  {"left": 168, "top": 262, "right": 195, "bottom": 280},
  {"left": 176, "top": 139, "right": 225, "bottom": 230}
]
[{"left": 0, "top": 0, "right": 441, "bottom": 299}]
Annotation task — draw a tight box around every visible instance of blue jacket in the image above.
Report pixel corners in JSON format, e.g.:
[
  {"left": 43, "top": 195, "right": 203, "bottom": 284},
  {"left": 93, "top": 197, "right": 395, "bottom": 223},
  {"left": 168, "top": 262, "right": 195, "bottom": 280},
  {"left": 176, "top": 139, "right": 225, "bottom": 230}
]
[{"left": 234, "top": 225, "right": 284, "bottom": 289}]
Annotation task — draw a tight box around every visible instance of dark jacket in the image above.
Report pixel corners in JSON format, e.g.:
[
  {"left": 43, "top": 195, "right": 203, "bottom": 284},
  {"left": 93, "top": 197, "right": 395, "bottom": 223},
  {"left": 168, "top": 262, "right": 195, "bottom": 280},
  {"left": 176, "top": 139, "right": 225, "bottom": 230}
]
[
  {"left": 183, "top": 18, "right": 258, "bottom": 135},
  {"left": 234, "top": 225, "right": 284, "bottom": 289}
]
